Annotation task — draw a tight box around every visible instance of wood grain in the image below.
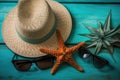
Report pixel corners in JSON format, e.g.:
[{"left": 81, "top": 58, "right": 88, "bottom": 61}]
[
  {"left": 0, "top": 45, "right": 120, "bottom": 80},
  {"left": 0, "top": 3, "right": 120, "bottom": 44},
  {"left": 0, "top": 1, "right": 120, "bottom": 80},
  {"left": 0, "top": 0, "right": 120, "bottom": 2}
]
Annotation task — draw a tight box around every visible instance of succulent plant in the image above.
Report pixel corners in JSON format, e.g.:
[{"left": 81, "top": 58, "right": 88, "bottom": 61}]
[
  {"left": 80, "top": 10, "right": 120, "bottom": 61},
  {"left": 112, "top": 33, "right": 120, "bottom": 47}
]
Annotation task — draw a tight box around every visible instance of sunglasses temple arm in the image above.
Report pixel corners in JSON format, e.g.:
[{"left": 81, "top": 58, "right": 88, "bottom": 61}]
[{"left": 12, "top": 54, "right": 18, "bottom": 61}]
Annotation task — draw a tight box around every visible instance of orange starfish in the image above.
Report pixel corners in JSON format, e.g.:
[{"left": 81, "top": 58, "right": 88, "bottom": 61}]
[{"left": 40, "top": 30, "right": 85, "bottom": 74}]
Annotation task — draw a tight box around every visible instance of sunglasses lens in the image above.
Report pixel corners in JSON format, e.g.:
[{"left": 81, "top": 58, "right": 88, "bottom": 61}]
[
  {"left": 83, "top": 53, "right": 91, "bottom": 58},
  {"left": 78, "top": 47, "right": 109, "bottom": 68},
  {"left": 93, "top": 56, "right": 108, "bottom": 68},
  {"left": 36, "top": 58, "right": 54, "bottom": 70},
  {"left": 78, "top": 47, "right": 90, "bottom": 58},
  {"left": 12, "top": 60, "right": 31, "bottom": 71}
]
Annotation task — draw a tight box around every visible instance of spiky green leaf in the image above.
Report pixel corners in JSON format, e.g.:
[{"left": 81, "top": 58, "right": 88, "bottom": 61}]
[
  {"left": 103, "top": 10, "right": 112, "bottom": 32},
  {"left": 83, "top": 23, "right": 99, "bottom": 34},
  {"left": 97, "top": 21, "right": 104, "bottom": 35},
  {"left": 104, "top": 40, "right": 116, "bottom": 62},
  {"left": 85, "top": 40, "right": 94, "bottom": 45},
  {"left": 104, "top": 40, "right": 113, "bottom": 55},
  {"left": 80, "top": 11, "right": 119, "bottom": 62},
  {"left": 106, "top": 37, "right": 120, "bottom": 43},
  {"left": 87, "top": 41, "right": 97, "bottom": 48},
  {"left": 79, "top": 34, "right": 97, "bottom": 39},
  {"left": 105, "top": 24, "right": 120, "bottom": 37},
  {"left": 94, "top": 40, "right": 103, "bottom": 54}
]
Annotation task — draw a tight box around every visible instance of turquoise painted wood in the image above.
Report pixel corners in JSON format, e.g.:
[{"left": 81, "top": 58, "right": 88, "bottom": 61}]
[
  {"left": 57, "top": 0, "right": 120, "bottom": 2},
  {"left": 0, "top": 1, "right": 120, "bottom": 80},
  {"left": 1, "top": 3, "right": 120, "bottom": 43},
  {"left": 0, "top": 3, "right": 16, "bottom": 43},
  {"left": 0, "top": 0, "right": 120, "bottom": 2},
  {"left": 0, "top": 45, "right": 120, "bottom": 80}
]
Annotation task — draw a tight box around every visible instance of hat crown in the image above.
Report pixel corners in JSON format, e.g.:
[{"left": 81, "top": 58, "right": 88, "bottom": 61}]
[
  {"left": 16, "top": 0, "right": 55, "bottom": 41},
  {"left": 2, "top": 0, "right": 72, "bottom": 57}
]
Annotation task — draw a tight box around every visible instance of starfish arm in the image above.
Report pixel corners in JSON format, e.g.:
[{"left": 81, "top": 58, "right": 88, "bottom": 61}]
[
  {"left": 65, "top": 56, "right": 84, "bottom": 72},
  {"left": 40, "top": 48, "right": 59, "bottom": 56},
  {"left": 51, "top": 56, "right": 63, "bottom": 74},
  {"left": 56, "top": 29, "right": 66, "bottom": 49},
  {"left": 68, "top": 42, "right": 85, "bottom": 53}
]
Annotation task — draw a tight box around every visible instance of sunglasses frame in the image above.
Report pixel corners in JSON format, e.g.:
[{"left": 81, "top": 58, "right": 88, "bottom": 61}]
[
  {"left": 12, "top": 54, "right": 55, "bottom": 71},
  {"left": 78, "top": 47, "right": 109, "bottom": 68}
]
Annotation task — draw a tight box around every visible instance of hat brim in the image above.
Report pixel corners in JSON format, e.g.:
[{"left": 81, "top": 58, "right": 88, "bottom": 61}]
[{"left": 2, "top": 0, "right": 72, "bottom": 57}]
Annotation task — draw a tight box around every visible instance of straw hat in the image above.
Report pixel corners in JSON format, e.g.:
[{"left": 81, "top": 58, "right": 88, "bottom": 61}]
[{"left": 2, "top": 0, "right": 72, "bottom": 57}]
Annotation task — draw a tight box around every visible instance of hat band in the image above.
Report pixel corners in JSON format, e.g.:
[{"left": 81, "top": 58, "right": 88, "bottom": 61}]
[{"left": 16, "top": 22, "right": 57, "bottom": 44}]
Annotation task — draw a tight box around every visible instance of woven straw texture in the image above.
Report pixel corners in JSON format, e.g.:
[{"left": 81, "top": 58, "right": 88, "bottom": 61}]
[{"left": 2, "top": 0, "right": 72, "bottom": 58}]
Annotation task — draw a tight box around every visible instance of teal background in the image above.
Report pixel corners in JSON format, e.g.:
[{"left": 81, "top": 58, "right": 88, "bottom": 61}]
[{"left": 0, "top": 0, "right": 120, "bottom": 80}]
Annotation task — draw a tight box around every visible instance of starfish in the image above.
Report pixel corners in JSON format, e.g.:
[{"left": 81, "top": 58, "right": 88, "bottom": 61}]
[{"left": 40, "top": 29, "right": 85, "bottom": 74}]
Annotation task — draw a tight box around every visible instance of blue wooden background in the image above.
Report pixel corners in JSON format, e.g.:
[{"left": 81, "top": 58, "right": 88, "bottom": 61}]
[{"left": 0, "top": 0, "right": 120, "bottom": 80}]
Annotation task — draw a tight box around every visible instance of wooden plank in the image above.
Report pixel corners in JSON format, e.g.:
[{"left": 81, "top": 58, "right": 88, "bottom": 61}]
[
  {"left": 0, "top": 0, "right": 18, "bottom": 2},
  {"left": 0, "top": 1, "right": 120, "bottom": 80},
  {"left": 64, "top": 4, "right": 120, "bottom": 44},
  {"left": 0, "top": 45, "right": 120, "bottom": 80},
  {"left": 0, "top": 13, "right": 7, "bottom": 22},
  {"left": 0, "top": 23, "right": 3, "bottom": 43},
  {"left": 57, "top": 0, "right": 120, "bottom": 3},
  {"left": 0, "top": 3, "right": 16, "bottom": 43},
  {"left": 1, "top": 3, "right": 120, "bottom": 44},
  {"left": 0, "top": 0, "right": 120, "bottom": 3},
  {"left": 0, "top": 3, "right": 16, "bottom": 13}
]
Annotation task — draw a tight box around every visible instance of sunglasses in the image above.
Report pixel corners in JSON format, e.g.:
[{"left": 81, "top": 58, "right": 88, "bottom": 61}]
[
  {"left": 12, "top": 54, "right": 55, "bottom": 71},
  {"left": 78, "top": 47, "right": 109, "bottom": 68}
]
